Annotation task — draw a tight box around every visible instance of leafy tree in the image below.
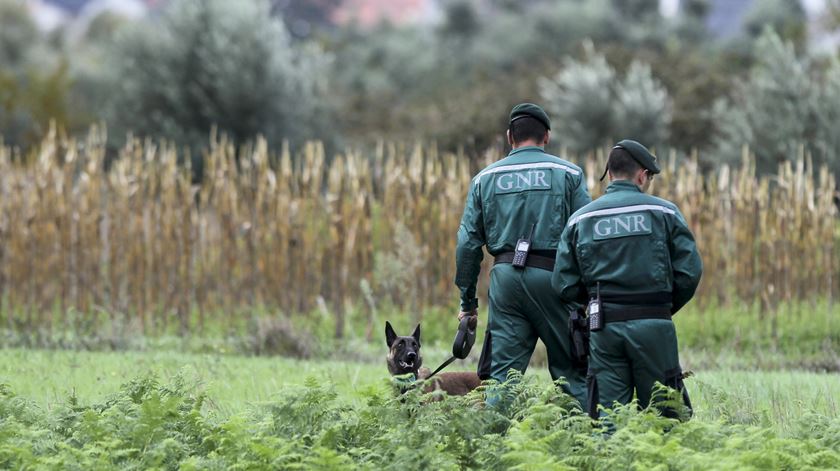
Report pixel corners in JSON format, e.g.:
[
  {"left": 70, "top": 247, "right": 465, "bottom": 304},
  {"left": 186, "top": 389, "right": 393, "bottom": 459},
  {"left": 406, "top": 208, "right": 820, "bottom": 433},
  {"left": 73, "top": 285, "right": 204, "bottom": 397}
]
[
  {"left": 439, "top": 0, "right": 481, "bottom": 40},
  {"left": 270, "top": 0, "right": 342, "bottom": 39},
  {"left": 0, "top": 0, "right": 40, "bottom": 68},
  {"left": 674, "top": 0, "right": 712, "bottom": 43},
  {"left": 712, "top": 30, "right": 820, "bottom": 173},
  {"left": 742, "top": 0, "right": 807, "bottom": 47},
  {"left": 540, "top": 44, "right": 670, "bottom": 153},
  {"left": 613, "top": 61, "right": 671, "bottom": 148},
  {"left": 103, "top": 0, "right": 331, "bottom": 152},
  {"left": 612, "top": 0, "right": 660, "bottom": 22},
  {"left": 539, "top": 42, "right": 615, "bottom": 153},
  {"left": 813, "top": 59, "right": 840, "bottom": 175},
  {"left": 828, "top": 0, "right": 840, "bottom": 28},
  {"left": 652, "top": 48, "right": 731, "bottom": 156},
  {"left": 0, "top": 0, "right": 70, "bottom": 146}
]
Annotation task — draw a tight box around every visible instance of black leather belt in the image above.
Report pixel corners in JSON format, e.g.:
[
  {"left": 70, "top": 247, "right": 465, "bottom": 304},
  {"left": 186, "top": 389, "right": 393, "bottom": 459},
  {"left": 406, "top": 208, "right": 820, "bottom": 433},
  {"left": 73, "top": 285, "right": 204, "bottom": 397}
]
[
  {"left": 494, "top": 252, "right": 555, "bottom": 271},
  {"left": 604, "top": 306, "right": 671, "bottom": 323},
  {"left": 599, "top": 291, "right": 672, "bottom": 305}
]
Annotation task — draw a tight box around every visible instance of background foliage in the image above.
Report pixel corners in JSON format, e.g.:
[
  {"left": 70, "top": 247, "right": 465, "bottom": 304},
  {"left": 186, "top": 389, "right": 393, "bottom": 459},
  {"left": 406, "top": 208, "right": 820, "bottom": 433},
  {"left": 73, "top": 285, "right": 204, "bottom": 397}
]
[{"left": 1, "top": 0, "right": 839, "bottom": 175}]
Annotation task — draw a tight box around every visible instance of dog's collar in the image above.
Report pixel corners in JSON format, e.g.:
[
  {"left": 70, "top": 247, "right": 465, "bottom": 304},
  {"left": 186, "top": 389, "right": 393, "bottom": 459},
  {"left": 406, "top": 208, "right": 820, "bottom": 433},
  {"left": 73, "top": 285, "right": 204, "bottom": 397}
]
[{"left": 392, "top": 372, "right": 418, "bottom": 394}]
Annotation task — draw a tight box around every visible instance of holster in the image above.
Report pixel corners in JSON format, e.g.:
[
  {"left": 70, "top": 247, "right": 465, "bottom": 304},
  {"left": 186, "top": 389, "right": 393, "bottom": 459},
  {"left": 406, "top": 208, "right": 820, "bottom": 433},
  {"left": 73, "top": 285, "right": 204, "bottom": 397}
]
[{"left": 568, "top": 307, "right": 590, "bottom": 370}]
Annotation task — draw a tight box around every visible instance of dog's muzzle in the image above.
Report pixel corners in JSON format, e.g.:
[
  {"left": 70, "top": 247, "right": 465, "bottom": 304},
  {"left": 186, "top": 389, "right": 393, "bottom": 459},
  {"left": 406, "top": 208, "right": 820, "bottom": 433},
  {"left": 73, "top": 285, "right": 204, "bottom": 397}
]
[{"left": 399, "top": 352, "right": 417, "bottom": 369}]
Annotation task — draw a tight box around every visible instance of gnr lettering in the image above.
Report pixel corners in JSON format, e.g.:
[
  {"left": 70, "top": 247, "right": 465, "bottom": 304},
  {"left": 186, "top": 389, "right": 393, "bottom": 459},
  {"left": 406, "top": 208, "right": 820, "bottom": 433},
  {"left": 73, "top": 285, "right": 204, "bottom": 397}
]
[
  {"left": 592, "top": 213, "right": 652, "bottom": 239},
  {"left": 496, "top": 170, "right": 551, "bottom": 193}
]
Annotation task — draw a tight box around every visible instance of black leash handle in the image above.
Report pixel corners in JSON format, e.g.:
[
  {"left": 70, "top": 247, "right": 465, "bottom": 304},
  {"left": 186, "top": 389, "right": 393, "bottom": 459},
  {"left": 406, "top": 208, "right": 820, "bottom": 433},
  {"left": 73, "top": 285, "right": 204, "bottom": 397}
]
[
  {"left": 427, "top": 316, "right": 477, "bottom": 380},
  {"left": 452, "top": 315, "right": 476, "bottom": 359}
]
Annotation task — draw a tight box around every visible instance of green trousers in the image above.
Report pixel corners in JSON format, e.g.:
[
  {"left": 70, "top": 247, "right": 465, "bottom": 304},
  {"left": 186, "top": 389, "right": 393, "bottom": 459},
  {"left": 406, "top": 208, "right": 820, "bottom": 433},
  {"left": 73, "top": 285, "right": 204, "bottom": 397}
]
[
  {"left": 480, "top": 263, "right": 587, "bottom": 407},
  {"left": 587, "top": 319, "right": 686, "bottom": 417}
]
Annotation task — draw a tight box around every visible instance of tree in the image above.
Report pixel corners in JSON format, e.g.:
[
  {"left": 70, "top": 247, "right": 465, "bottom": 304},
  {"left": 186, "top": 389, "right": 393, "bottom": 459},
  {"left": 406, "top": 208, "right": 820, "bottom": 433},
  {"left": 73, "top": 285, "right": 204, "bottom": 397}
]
[
  {"left": 742, "top": 0, "right": 807, "bottom": 47},
  {"left": 674, "top": 0, "right": 711, "bottom": 43},
  {"left": 712, "top": 30, "right": 817, "bottom": 173},
  {"left": 270, "top": 0, "right": 342, "bottom": 39},
  {"left": 613, "top": 61, "right": 671, "bottom": 149},
  {"left": 612, "top": 0, "right": 660, "bottom": 22},
  {"left": 539, "top": 43, "right": 671, "bottom": 153},
  {"left": 813, "top": 59, "right": 840, "bottom": 175},
  {"left": 439, "top": 0, "right": 481, "bottom": 40},
  {"left": 0, "top": 0, "right": 71, "bottom": 146},
  {"left": 539, "top": 42, "right": 615, "bottom": 153},
  {"left": 104, "top": 0, "right": 331, "bottom": 152},
  {"left": 0, "top": 0, "right": 40, "bottom": 68}
]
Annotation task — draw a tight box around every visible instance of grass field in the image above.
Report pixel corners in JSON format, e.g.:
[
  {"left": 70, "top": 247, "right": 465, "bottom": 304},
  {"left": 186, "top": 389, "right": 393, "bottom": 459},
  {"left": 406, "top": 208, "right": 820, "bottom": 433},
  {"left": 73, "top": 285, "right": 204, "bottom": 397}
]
[
  {"left": 3, "top": 348, "right": 840, "bottom": 468},
  {"left": 2, "top": 348, "right": 838, "bottom": 433}
]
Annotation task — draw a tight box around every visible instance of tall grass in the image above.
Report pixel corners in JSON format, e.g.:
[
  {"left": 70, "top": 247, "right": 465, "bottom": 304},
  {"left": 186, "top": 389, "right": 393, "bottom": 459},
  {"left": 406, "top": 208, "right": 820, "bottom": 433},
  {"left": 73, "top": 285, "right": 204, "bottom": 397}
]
[{"left": 0, "top": 128, "right": 837, "bottom": 337}]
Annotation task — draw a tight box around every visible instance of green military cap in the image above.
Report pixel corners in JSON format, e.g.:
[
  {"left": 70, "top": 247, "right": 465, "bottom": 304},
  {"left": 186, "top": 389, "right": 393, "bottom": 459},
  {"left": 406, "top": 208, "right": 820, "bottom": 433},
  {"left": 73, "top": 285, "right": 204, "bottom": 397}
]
[
  {"left": 615, "top": 139, "right": 660, "bottom": 174},
  {"left": 509, "top": 103, "right": 551, "bottom": 130},
  {"left": 600, "top": 139, "right": 660, "bottom": 180}
]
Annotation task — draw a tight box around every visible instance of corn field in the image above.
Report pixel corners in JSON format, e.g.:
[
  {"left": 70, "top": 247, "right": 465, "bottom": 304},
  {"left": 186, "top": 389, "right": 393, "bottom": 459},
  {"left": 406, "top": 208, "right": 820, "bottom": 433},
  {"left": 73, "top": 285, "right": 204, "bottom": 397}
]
[{"left": 0, "top": 128, "right": 837, "bottom": 336}]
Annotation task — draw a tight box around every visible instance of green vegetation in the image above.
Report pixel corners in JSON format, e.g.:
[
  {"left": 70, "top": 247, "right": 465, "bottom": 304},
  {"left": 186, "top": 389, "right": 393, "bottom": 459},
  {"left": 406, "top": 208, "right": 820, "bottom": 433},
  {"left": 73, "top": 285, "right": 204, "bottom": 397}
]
[
  {"left": 1, "top": 301, "right": 837, "bottom": 372},
  {"left": 1, "top": 349, "right": 838, "bottom": 429},
  {"left": 1, "top": 349, "right": 839, "bottom": 469}
]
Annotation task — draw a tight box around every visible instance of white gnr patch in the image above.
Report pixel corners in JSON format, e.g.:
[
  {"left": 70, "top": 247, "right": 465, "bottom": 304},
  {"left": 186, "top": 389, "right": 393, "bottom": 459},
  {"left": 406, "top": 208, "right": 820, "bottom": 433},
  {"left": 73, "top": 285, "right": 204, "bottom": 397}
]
[
  {"left": 494, "top": 170, "right": 552, "bottom": 194},
  {"left": 592, "top": 212, "right": 652, "bottom": 240}
]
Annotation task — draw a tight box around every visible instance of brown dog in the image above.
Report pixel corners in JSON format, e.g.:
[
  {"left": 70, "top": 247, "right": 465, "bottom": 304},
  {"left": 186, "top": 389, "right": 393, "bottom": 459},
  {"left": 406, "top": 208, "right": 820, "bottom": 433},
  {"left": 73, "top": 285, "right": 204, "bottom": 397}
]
[{"left": 385, "top": 321, "right": 481, "bottom": 396}]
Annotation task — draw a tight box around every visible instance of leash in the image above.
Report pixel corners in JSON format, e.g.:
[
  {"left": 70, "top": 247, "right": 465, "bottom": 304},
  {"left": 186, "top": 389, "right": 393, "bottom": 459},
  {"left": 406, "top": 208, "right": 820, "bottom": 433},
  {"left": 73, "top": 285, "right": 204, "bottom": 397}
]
[{"left": 426, "top": 316, "right": 476, "bottom": 380}]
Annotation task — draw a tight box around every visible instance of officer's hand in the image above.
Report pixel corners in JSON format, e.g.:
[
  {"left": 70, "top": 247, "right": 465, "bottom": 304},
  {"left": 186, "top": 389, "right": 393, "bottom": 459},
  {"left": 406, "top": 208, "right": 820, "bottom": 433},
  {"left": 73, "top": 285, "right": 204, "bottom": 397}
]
[{"left": 458, "top": 309, "right": 478, "bottom": 329}]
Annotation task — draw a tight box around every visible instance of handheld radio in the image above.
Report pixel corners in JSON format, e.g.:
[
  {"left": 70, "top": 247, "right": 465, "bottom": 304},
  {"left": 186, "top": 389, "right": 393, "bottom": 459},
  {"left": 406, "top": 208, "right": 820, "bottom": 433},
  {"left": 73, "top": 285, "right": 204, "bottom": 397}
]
[
  {"left": 512, "top": 223, "right": 536, "bottom": 269},
  {"left": 587, "top": 282, "right": 603, "bottom": 332}
]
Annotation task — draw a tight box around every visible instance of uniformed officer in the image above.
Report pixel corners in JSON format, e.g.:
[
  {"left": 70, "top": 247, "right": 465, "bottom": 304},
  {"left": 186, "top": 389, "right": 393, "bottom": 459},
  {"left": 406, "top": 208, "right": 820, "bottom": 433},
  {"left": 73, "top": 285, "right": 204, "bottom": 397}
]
[
  {"left": 552, "top": 140, "right": 702, "bottom": 419},
  {"left": 455, "top": 103, "right": 591, "bottom": 406}
]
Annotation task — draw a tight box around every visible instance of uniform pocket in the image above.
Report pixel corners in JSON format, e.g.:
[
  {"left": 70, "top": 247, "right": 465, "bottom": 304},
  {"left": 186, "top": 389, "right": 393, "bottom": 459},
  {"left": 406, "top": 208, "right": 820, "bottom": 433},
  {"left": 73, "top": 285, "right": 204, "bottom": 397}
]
[
  {"left": 577, "top": 243, "right": 593, "bottom": 279},
  {"left": 652, "top": 239, "right": 670, "bottom": 286}
]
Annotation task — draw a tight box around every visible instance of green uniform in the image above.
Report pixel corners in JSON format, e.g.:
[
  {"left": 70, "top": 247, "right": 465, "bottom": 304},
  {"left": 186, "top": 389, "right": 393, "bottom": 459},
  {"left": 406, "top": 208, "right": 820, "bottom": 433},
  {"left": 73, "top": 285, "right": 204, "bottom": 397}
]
[
  {"left": 553, "top": 180, "right": 702, "bottom": 417},
  {"left": 455, "top": 145, "right": 591, "bottom": 405}
]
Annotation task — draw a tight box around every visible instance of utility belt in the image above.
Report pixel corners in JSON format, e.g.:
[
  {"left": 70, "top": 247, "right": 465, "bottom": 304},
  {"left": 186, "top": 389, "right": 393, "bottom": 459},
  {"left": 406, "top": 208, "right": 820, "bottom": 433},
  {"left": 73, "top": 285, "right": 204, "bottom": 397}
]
[
  {"left": 600, "top": 291, "right": 672, "bottom": 323},
  {"left": 600, "top": 305, "right": 671, "bottom": 323},
  {"left": 587, "top": 285, "right": 672, "bottom": 331},
  {"left": 494, "top": 250, "right": 555, "bottom": 271}
]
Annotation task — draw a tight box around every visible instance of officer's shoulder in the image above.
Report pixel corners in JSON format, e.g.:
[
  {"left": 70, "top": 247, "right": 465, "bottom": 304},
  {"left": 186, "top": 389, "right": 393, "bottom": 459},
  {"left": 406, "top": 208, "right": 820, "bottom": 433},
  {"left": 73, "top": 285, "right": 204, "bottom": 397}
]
[
  {"left": 568, "top": 197, "right": 609, "bottom": 221},
  {"left": 473, "top": 155, "right": 515, "bottom": 177},
  {"left": 541, "top": 152, "right": 584, "bottom": 176},
  {"left": 644, "top": 194, "right": 681, "bottom": 212}
]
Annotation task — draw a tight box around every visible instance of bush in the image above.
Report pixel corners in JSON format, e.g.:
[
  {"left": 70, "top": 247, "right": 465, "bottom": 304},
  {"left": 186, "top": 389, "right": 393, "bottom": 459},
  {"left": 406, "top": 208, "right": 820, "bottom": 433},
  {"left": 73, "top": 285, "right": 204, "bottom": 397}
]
[
  {"left": 102, "top": 0, "right": 332, "bottom": 151},
  {"left": 0, "top": 0, "right": 71, "bottom": 147},
  {"left": 613, "top": 61, "right": 671, "bottom": 147},
  {"left": 539, "top": 42, "right": 615, "bottom": 153},
  {"left": 2, "top": 373, "right": 840, "bottom": 469},
  {"left": 712, "top": 30, "right": 840, "bottom": 175},
  {"left": 539, "top": 45, "right": 671, "bottom": 152}
]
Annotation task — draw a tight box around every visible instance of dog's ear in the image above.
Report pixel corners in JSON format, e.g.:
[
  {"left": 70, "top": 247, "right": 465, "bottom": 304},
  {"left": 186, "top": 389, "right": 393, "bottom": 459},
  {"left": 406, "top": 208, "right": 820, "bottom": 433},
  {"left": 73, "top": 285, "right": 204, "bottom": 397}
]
[
  {"left": 385, "top": 321, "right": 398, "bottom": 348},
  {"left": 411, "top": 324, "right": 421, "bottom": 343}
]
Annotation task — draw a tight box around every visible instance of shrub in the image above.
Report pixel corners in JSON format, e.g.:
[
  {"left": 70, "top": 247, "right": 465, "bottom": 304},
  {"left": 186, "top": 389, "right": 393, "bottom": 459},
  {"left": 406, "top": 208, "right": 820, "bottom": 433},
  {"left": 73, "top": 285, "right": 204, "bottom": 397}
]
[{"left": 102, "top": 0, "right": 331, "bottom": 151}]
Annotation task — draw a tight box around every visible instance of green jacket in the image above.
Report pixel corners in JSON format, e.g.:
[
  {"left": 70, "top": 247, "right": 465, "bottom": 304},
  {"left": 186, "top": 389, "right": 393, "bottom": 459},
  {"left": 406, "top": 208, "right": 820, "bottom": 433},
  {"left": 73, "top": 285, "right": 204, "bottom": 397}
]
[
  {"left": 455, "top": 146, "right": 591, "bottom": 311},
  {"left": 552, "top": 180, "right": 702, "bottom": 314}
]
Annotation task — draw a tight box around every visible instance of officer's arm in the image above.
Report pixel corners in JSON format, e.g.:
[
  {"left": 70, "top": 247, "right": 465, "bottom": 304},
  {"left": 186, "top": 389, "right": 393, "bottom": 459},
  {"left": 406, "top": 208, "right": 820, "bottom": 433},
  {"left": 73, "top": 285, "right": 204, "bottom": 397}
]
[
  {"left": 570, "top": 172, "right": 592, "bottom": 213},
  {"left": 669, "top": 209, "right": 703, "bottom": 314},
  {"left": 552, "top": 223, "right": 588, "bottom": 304},
  {"left": 455, "top": 180, "right": 485, "bottom": 312}
]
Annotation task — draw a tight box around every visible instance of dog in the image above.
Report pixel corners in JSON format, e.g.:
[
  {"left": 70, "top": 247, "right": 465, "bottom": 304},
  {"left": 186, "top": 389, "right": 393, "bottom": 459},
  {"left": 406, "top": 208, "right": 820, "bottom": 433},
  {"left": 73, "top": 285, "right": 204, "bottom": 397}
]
[{"left": 385, "top": 321, "right": 481, "bottom": 396}]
